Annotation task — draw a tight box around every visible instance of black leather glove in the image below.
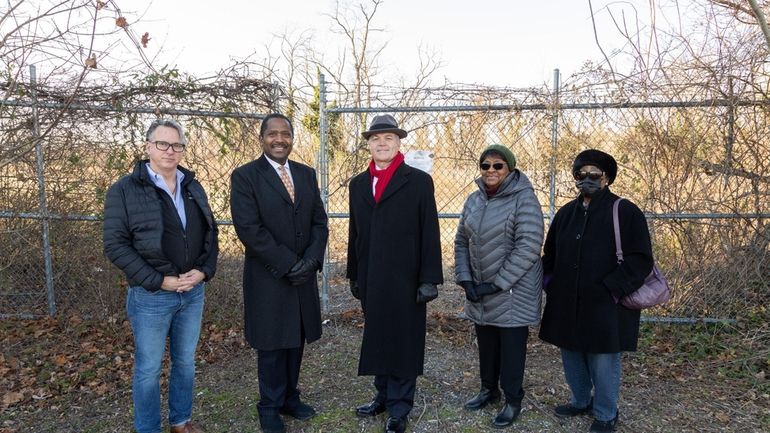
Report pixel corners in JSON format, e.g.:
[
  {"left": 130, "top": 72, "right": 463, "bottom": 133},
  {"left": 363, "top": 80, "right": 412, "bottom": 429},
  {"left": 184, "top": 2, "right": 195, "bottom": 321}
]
[
  {"left": 286, "top": 258, "right": 320, "bottom": 286},
  {"left": 350, "top": 279, "right": 360, "bottom": 300},
  {"left": 459, "top": 281, "right": 480, "bottom": 302},
  {"left": 416, "top": 283, "right": 438, "bottom": 304},
  {"left": 475, "top": 283, "right": 499, "bottom": 298}
]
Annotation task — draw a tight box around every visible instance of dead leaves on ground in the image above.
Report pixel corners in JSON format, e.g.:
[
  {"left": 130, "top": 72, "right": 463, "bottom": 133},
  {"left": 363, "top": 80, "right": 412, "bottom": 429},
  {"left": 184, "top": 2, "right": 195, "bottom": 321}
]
[
  {"left": 0, "top": 316, "right": 243, "bottom": 411},
  {"left": 0, "top": 316, "right": 132, "bottom": 410}
]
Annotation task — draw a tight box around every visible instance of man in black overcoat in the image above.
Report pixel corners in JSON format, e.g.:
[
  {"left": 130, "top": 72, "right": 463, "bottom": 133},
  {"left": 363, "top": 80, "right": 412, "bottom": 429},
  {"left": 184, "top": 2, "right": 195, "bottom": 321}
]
[
  {"left": 230, "top": 113, "right": 328, "bottom": 433},
  {"left": 346, "top": 114, "right": 444, "bottom": 433}
]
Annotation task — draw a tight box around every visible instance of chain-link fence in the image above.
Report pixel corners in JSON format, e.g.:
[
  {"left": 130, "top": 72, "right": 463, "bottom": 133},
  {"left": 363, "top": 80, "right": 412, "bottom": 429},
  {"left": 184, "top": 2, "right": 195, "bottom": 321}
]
[
  {"left": 0, "top": 66, "right": 276, "bottom": 319},
  {"left": 317, "top": 74, "right": 770, "bottom": 322},
  {"left": 2, "top": 70, "right": 768, "bottom": 322}
]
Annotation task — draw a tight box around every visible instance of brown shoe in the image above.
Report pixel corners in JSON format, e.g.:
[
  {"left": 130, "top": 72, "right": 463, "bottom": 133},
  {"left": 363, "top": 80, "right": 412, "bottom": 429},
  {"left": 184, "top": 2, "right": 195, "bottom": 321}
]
[{"left": 169, "top": 421, "right": 204, "bottom": 433}]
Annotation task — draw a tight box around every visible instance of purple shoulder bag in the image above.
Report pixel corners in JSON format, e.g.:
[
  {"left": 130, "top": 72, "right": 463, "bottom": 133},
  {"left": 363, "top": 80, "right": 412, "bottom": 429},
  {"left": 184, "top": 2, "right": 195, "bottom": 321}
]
[{"left": 612, "top": 199, "right": 672, "bottom": 309}]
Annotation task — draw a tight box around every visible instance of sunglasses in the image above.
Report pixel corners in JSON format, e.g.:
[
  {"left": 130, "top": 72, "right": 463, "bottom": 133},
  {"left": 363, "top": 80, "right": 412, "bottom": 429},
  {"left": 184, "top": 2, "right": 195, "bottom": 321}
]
[
  {"left": 480, "top": 162, "right": 506, "bottom": 171},
  {"left": 573, "top": 170, "right": 604, "bottom": 181}
]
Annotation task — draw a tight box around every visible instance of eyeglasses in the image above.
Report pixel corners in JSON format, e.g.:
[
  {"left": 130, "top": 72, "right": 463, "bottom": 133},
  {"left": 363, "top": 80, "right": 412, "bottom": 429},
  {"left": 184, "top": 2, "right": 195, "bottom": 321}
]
[
  {"left": 480, "top": 162, "right": 506, "bottom": 171},
  {"left": 573, "top": 170, "right": 604, "bottom": 181},
  {"left": 151, "top": 140, "right": 186, "bottom": 153}
]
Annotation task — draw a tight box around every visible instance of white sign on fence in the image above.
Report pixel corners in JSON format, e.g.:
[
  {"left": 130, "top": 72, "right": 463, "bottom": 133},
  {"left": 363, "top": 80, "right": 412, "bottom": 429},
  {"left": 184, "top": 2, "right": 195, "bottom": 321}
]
[{"left": 404, "top": 150, "right": 434, "bottom": 174}]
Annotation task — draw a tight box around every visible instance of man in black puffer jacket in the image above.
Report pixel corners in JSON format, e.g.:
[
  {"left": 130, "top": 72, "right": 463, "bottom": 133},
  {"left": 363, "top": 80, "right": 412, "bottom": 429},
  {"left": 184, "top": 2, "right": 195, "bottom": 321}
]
[{"left": 103, "top": 119, "right": 218, "bottom": 433}]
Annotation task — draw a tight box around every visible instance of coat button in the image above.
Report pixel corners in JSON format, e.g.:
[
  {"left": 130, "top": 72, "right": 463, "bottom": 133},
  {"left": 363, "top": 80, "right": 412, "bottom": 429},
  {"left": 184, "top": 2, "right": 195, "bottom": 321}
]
[
  {"left": 296, "top": 232, "right": 302, "bottom": 237},
  {"left": 576, "top": 234, "right": 581, "bottom": 239}
]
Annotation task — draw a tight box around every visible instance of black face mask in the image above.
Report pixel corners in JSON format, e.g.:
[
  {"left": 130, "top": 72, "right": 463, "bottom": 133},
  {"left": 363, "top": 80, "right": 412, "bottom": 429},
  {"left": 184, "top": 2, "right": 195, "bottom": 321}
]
[{"left": 576, "top": 178, "right": 603, "bottom": 197}]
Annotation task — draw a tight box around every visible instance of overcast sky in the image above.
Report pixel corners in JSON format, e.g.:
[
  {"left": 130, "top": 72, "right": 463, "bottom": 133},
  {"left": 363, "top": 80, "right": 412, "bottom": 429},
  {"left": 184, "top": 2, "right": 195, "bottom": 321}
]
[{"left": 132, "top": 0, "right": 652, "bottom": 87}]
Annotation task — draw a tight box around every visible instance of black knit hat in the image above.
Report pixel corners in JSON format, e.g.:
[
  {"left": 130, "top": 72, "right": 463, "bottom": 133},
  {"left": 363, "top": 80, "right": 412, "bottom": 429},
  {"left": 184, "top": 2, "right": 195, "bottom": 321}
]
[{"left": 572, "top": 149, "right": 617, "bottom": 185}]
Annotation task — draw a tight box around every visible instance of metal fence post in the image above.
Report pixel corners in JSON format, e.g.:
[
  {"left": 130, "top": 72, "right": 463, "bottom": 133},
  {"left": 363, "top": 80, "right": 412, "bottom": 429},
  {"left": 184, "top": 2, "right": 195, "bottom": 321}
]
[
  {"left": 30, "top": 65, "right": 57, "bottom": 316},
  {"left": 726, "top": 76, "right": 734, "bottom": 170},
  {"left": 271, "top": 80, "right": 281, "bottom": 112},
  {"left": 318, "top": 73, "right": 330, "bottom": 314},
  {"left": 548, "top": 68, "right": 560, "bottom": 221}
]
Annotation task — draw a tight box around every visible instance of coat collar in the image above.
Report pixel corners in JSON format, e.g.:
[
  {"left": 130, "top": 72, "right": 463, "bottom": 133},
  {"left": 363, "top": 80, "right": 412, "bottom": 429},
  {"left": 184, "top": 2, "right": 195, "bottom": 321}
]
[
  {"left": 256, "top": 154, "right": 297, "bottom": 206},
  {"left": 377, "top": 163, "right": 410, "bottom": 203},
  {"left": 573, "top": 186, "right": 613, "bottom": 212},
  {"left": 474, "top": 169, "right": 523, "bottom": 199},
  {"left": 132, "top": 159, "right": 195, "bottom": 186},
  {"left": 355, "top": 163, "right": 413, "bottom": 208}
]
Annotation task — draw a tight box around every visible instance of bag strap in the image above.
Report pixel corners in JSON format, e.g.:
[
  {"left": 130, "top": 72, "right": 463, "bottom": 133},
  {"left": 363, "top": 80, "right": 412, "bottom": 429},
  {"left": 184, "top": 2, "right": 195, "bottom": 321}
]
[{"left": 612, "top": 198, "right": 624, "bottom": 263}]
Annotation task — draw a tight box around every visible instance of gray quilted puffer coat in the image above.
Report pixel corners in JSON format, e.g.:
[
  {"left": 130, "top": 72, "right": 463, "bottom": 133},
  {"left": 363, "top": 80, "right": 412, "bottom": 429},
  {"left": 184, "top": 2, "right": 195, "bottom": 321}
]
[{"left": 454, "top": 170, "right": 544, "bottom": 327}]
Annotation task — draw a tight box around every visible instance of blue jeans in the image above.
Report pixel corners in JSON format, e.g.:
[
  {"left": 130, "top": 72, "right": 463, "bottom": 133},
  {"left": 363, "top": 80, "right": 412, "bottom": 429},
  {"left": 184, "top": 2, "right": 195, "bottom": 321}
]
[
  {"left": 126, "top": 283, "right": 205, "bottom": 433},
  {"left": 560, "top": 349, "right": 621, "bottom": 422}
]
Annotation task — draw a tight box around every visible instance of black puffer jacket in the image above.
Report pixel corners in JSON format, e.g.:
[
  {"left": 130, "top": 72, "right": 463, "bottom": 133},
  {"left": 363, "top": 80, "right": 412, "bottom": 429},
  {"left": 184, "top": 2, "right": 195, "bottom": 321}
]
[{"left": 103, "top": 160, "right": 218, "bottom": 291}]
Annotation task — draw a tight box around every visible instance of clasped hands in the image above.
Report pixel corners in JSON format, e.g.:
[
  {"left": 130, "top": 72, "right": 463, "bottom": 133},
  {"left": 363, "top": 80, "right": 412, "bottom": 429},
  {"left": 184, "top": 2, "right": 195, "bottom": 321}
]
[
  {"left": 161, "top": 269, "right": 205, "bottom": 293},
  {"left": 286, "top": 258, "right": 321, "bottom": 286},
  {"left": 458, "top": 281, "right": 498, "bottom": 302}
]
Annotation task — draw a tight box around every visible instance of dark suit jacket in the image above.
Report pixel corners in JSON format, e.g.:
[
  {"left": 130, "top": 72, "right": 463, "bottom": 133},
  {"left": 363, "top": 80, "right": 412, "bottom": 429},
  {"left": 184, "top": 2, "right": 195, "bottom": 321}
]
[
  {"left": 230, "top": 155, "right": 328, "bottom": 350},
  {"left": 346, "top": 163, "right": 443, "bottom": 377}
]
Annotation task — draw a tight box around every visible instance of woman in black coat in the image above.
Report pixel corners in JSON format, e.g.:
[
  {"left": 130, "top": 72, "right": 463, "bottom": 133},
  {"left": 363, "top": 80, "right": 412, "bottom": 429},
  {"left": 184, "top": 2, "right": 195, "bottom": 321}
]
[{"left": 539, "top": 149, "right": 654, "bottom": 433}]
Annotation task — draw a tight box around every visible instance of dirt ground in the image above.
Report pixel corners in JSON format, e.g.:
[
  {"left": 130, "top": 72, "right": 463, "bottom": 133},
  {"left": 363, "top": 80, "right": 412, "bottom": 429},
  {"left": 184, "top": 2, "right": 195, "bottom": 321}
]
[{"left": 2, "top": 285, "right": 768, "bottom": 433}]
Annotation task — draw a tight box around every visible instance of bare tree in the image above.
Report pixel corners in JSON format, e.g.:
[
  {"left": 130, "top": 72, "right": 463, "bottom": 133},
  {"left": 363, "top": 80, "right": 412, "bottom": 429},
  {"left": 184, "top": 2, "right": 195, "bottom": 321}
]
[
  {"left": 0, "top": 0, "right": 152, "bottom": 167},
  {"left": 322, "top": 0, "right": 387, "bottom": 109},
  {"left": 580, "top": 0, "right": 770, "bottom": 315}
]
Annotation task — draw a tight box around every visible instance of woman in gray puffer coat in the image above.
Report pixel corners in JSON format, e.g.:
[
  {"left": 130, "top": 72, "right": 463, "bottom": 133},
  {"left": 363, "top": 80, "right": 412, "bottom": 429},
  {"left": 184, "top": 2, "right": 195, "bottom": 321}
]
[{"left": 454, "top": 144, "right": 544, "bottom": 428}]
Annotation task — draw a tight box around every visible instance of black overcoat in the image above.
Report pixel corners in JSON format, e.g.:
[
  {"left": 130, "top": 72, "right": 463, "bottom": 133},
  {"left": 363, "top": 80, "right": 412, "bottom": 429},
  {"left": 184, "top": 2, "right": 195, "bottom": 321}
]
[
  {"left": 230, "top": 155, "right": 328, "bottom": 351},
  {"left": 346, "top": 163, "right": 444, "bottom": 378},
  {"left": 539, "top": 187, "right": 654, "bottom": 353}
]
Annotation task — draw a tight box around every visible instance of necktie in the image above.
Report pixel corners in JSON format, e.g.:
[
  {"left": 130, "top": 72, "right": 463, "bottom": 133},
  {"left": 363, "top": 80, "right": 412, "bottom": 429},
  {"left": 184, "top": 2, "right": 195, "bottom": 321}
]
[{"left": 278, "top": 165, "right": 294, "bottom": 201}]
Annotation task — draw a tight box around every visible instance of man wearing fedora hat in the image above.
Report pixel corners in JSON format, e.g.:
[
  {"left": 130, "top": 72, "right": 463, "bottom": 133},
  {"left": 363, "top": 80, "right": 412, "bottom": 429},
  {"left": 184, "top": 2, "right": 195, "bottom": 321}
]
[{"left": 346, "top": 114, "right": 443, "bottom": 433}]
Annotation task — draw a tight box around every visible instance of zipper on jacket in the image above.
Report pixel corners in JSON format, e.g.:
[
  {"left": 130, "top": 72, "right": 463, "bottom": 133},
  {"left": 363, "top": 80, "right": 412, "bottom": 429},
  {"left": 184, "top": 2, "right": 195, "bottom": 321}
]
[
  {"left": 477, "top": 199, "right": 490, "bottom": 323},
  {"left": 476, "top": 200, "right": 490, "bottom": 280},
  {"left": 158, "top": 185, "right": 190, "bottom": 274},
  {"left": 183, "top": 232, "right": 189, "bottom": 268}
]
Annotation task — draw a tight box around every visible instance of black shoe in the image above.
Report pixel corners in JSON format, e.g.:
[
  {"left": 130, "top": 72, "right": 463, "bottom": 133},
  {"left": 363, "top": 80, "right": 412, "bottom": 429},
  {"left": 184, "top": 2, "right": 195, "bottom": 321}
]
[
  {"left": 258, "top": 412, "right": 286, "bottom": 433},
  {"left": 464, "top": 388, "right": 501, "bottom": 411},
  {"left": 355, "top": 399, "right": 386, "bottom": 417},
  {"left": 554, "top": 402, "right": 593, "bottom": 417},
  {"left": 589, "top": 412, "right": 618, "bottom": 432},
  {"left": 492, "top": 403, "right": 521, "bottom": 428},
  {"left": 279, "top": 401, "right": 316, "bottom": 420},
  {"left": 385, "top": 416, "right": 407, "bottom": 433}
]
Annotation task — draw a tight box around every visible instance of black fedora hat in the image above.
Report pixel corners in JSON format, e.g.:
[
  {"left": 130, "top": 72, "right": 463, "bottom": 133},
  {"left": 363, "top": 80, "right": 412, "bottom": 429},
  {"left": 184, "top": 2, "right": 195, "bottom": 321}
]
[{"left": 362, "top": 114, "right": 407, "bottom": 139}]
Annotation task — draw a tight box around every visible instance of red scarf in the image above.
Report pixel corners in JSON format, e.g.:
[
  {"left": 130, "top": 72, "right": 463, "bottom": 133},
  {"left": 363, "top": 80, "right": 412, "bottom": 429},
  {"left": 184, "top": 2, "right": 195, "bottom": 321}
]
[{"left": 368, "top": 152, "right": 405, "bottom": 203}]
